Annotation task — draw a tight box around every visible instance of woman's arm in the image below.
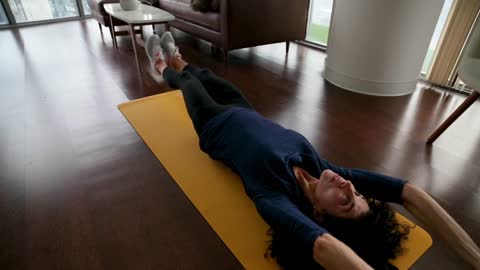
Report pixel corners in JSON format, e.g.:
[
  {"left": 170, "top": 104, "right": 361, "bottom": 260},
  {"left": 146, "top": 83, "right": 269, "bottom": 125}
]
[
  {"left": 313, "top": 234, "right": 373, "bottom": 270},
  {"left": 402, "top": 183, "right": 480, "bottom": 269},
  {"left": 254, "top": 195, "right": 373, "bottom": 269}
]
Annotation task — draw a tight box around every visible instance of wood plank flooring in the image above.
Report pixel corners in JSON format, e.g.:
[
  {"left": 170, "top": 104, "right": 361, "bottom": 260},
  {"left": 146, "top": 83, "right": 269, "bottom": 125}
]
[{"left": 1, "top": 18, "right": 479, "bottom": 270}]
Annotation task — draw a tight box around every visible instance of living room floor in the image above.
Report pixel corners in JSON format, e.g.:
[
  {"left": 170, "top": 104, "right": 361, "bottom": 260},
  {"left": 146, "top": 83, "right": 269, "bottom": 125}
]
[{"left": 1, "top": 18, "right": 479, "bottom": 270}]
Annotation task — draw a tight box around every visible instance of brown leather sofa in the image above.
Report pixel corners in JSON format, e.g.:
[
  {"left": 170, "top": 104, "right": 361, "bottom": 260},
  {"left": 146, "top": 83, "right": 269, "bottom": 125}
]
[{"left": 156, "top": 0, "right": 309, "bottom": 62}]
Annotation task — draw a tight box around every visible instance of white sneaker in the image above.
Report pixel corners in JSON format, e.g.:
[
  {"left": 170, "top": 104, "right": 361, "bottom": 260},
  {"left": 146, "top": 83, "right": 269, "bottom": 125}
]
[
  {"left": 145, "top": 34, "right": 165, "bottom": 81},
  {"left": 160, "top": 31, "right": 177, "bottom": 63},
  {"left": 146, "top": 34, "right": 163, "bottom": 69}
]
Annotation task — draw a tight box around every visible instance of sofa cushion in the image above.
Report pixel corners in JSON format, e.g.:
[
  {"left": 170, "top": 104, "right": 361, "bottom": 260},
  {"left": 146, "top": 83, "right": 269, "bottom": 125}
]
[
  {"left": 211, "top": 0, "right": 219, "bottom": 11},
  {"left": 191, "top": 0, "right": 212, "bottom": 12},
  {"left": 158, "top": 0, "right": 220, "bottom": 32}
]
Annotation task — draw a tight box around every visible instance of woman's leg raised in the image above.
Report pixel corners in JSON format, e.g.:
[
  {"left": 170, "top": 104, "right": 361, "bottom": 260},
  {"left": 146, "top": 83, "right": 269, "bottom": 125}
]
[
  {"left": 172, "top": 60, "right": 253, "bottom": 110},
  {"left": 146, "top": 33, "right": 229, "bottom": 135},
  {"left": 162, "top": 66, "right": 227, "bottom": 135}
]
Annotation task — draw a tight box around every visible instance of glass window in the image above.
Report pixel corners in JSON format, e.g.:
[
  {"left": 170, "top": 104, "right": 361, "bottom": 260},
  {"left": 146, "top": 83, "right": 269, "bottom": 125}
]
[
  {"left": 82, "top": 0, "right": 91, "bottom": 15},
  {"left": 0, "top": 3, "right": 9, "bottom": 25},
  {"left": 421, "top": 0, "right": 454, "bottom": 74},
  {"left": 306, "top": 0, "right": 333, "bottom": 46},
  {"left": 7, "top": 0, "right": 79, "bottom": 23}
]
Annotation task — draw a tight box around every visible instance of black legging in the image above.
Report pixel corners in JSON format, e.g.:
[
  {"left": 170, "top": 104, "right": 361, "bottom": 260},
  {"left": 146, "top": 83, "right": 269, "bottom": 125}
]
[{"left": 163, "top": 65, "right": 253, "bottom": 134}]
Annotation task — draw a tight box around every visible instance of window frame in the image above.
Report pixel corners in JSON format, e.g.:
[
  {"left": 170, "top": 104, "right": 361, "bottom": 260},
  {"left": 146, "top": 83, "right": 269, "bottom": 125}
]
[{"left": 0, "top": 0, "right": 92, "bottom": 29}]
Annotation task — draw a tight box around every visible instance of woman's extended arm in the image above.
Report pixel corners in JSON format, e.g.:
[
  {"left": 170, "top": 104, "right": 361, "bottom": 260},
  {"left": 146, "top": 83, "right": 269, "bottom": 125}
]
[
  {"left": 402, "top": 183, "right": 480, "bottom": 269},
  {"left": 254, "top": 194, "right": 374, "bottom": 269},
  {"left": 313, "top": 234, "right": 373, "bottom": 270}
]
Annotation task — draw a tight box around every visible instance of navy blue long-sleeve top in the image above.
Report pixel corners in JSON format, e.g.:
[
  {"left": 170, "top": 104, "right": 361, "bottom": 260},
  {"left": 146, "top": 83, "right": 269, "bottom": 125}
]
[{"left": 199, "top": 107, "right": 406, "bottom": 252}]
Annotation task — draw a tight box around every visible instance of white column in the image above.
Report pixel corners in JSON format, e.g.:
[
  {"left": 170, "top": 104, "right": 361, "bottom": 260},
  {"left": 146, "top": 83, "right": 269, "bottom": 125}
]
[{"left": 324, "top": 0, "right": 444, "bottom": 96}]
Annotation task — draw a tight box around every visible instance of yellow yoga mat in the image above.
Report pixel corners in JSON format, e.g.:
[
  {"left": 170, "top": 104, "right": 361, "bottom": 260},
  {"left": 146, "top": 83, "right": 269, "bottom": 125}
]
[{"left": 118, "top": 91, "right": 433, "bottom": 270}]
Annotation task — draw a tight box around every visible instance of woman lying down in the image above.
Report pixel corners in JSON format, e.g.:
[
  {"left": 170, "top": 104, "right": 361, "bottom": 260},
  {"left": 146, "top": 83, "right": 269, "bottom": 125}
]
[{"left": 145, "top": 33, "right": 480, "bottom": 270}]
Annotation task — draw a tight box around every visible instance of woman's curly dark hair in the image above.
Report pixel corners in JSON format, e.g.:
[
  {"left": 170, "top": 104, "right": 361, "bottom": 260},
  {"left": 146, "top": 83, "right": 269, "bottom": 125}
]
[{"left": 264, "top": 199, "right": 412, "bottom": 270}]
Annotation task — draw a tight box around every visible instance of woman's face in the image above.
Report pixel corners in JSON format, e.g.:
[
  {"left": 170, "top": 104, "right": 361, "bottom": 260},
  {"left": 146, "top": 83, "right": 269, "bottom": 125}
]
[
  {"left": 294, "top": 167, "right": 369, "bottom": 219},
  {"left": 314, "top": 170, "right": 369, "bottom": 219}
]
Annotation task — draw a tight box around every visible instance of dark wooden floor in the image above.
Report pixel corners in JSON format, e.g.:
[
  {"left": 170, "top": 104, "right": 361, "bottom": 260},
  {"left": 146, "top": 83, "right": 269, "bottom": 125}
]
[{"left": 1, "top": 18, "right": 479, "bottom": 270}]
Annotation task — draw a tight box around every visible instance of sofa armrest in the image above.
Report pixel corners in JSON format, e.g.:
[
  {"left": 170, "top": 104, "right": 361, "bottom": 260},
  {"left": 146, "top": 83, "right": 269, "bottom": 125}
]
[
  {"left": 220, "top": 0, "right": 309, "bottom": 50},
  {"left": 88, "top": 0, "right": 121, "bottom": 16}
]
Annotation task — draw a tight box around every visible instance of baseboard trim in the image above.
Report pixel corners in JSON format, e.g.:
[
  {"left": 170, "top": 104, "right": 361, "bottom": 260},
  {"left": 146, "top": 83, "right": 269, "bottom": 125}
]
[{"left": 324, "top": 65, "right": 417, "bottom": 96}]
